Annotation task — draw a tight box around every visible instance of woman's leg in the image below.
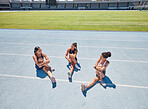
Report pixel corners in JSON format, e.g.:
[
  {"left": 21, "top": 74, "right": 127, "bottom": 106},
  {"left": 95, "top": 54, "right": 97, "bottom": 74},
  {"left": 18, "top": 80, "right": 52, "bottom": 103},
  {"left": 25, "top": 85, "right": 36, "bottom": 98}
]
[
  {"left": 70, "top": 64, "right": 74, "bottom": 74},
  {"left": 43, "top": 64, "right": 50, "bottom": 69},
  {"left": 86, "top": 77, "right": 100, "bottom": 88},
  {"left": 96, "top": 70, "right": 106, "bottom": 86},
  {"left": 81, "top": 77, "right": 99, "bottom": 92},
  {"left": 96, "top": 70, "right": 105, "bottom": 80},
  {"left": 43, "top": 66, "right": 53, "bottom": 78},
  {"left": 95, "top": 66, "right": 102, "bottom": 72},
  {"left": 43, "top": 66, "right": 56, "bottom": 84},
  {"left": 81, "top": 70, "right": 105, "bottom": 92},
  {"left": 43, "top": 64, "right": 55, "bottom": 71},
  {"left": 69, "top": 55, "right": 81, "bottom": 70},
  {"left": 67, "top": 57, "right": 74, "bottom": 79},
  {"left": 68, "top": 61, "right": 75, "bottom": 78}
]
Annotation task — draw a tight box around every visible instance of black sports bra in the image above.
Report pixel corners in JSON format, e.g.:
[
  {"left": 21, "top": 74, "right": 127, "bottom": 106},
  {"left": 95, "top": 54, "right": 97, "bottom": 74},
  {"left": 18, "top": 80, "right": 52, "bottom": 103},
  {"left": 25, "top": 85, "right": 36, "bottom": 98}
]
[
  {"left": 35, "top": 53, "right": 44, "bottom": 60},
  {"left": 69, "top": 49, "right": 77, "bottom": 54}
]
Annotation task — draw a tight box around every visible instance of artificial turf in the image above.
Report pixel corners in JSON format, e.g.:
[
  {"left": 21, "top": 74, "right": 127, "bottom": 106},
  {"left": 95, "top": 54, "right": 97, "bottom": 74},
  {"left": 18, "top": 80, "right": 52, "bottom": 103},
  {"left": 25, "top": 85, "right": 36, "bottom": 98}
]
[{"left": 0, "top": 11, "right": 148, "bottom": 31}]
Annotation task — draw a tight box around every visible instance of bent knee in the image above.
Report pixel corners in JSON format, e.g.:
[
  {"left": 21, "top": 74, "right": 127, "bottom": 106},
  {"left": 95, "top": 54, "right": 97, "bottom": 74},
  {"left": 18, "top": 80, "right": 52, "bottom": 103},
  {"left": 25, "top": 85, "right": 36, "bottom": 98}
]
[
  {"left": 101, "top": 67, "right": 106, "bottom": 71},
  {"left": 100, "top": 73, "right": 105, "bottom": 80},
  {"left": 94, "top": 77, "right": 99, "bottom": 82},
  {"left": 102, "top": 74, "right": 105, "bottom": 79},
  {"left": 71, "top": 62, "right": 75, "bottom": 66},
  {"left": 96, "top": 70, "right": 100, "bottom": 74},
  {"left": 43, "top": 67, "right": 49, "bottom": 71},
  {"left": 43, "top": 66, "right": 46, "bottom": 70}
]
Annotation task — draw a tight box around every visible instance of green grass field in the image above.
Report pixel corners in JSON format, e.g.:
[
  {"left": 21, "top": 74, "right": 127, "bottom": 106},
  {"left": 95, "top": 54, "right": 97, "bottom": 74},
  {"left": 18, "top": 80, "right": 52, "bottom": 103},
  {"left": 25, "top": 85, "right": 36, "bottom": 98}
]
[{"left": 0, "top": 11, "right": 148, "bottom": 31}]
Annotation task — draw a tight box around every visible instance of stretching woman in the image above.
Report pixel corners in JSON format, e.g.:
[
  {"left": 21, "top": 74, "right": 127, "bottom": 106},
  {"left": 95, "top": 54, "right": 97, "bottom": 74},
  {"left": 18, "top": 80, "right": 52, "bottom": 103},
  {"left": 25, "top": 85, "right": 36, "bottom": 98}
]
[
  {"left": 81, "top": 52, "right": 111, "bottom": 92},
  {"left": 65, "top": 43, "right": 80, "bottom": 79},
  {"left": 33, "top": 46, "right": 56, "bottom": 85}
]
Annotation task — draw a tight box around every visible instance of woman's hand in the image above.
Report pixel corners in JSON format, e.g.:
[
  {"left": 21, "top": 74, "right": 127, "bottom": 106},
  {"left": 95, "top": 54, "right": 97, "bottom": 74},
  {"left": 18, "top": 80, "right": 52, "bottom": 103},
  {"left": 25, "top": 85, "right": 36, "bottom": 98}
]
[
  {"left": 43, "top": 64, "right": 50, "bottom": 69},
  {"left": 93, "top": 65, "right": 97, "bottom": 69},
  {"left": 42, "top": 60, "right": 47, "bottom": 64},
  {"left": 68, "top": 59, "right": 72, "bottom": 63},
  {"left": 95, "top": 66, "right": 102, "bottom": 72}
]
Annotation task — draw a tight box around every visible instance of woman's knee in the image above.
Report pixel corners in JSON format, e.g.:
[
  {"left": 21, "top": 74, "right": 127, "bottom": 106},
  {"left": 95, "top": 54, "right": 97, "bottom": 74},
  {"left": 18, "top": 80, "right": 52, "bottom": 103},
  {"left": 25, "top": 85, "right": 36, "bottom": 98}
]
[
  {"left": 71, "top": 64, "right": 73, "bottom": 68},
  {"left": 102, "top": 74, "right": 105, "bottom": 79},
  {"left": 96, "top": 66, "right": 101, "bottom": 71},
  {"left": 43, "top": 67, "right": 48, "bottom": 72},
  {"left": 71, "top": 62, "right": 75, "bottom": 66},
  {"left": 96, "top": 70, "right": 99, "bottom": 74},
  {"left": 101, "top": 67, "right": 106, "bottom": 72},
  {"left": 43, "top": 66, "right": 46, "bottom": 70},
  {"left": 94, "top": 77, "right": 99, "bottom": 82},
  {"left": 96, "top": 70, "right": 101, "bottom": 76},
  {"left": 100, "top": 73, "right": 105, "bottom": 80}
]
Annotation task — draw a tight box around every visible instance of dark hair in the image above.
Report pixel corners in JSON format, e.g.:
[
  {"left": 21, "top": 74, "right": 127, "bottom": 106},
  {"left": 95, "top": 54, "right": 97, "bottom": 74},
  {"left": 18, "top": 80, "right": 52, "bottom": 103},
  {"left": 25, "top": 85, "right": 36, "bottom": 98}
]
[
  {"left": 102, "top": 52, "right": 111, "bottom": 58},
  {"left": 72, "top": 42, "right": 77, "bottom": 50},
  {"left": 34, "top": 46, "right": 40, "bottom": 54}
]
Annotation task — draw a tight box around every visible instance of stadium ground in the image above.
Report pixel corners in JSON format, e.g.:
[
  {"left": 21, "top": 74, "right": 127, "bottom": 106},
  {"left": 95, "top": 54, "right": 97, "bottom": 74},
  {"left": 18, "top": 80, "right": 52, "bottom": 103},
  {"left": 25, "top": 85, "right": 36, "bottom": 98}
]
[
  {"left": 0, "top": 29, "right": 148, "bottom": 109},
  {"left": 0, "top": 10, "right": 148, "bottom": 31}
]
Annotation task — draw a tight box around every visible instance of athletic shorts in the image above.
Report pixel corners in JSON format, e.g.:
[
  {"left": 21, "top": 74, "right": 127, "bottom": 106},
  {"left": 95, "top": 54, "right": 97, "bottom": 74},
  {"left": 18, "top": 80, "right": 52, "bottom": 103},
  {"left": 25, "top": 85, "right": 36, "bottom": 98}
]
[
  {"left": 75, "top": 57, "right": 77, "bottom": 61},
  {"left": 35, "top": 64, "right": 43, "bottom": 70}
]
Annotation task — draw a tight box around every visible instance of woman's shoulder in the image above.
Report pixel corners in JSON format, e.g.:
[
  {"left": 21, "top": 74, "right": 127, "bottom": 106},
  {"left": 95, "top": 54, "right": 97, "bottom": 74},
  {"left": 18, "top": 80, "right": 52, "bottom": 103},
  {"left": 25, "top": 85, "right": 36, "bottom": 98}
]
[
  {"left": 42, "top": 53, "right": 46, "bottom": 57},
  {"left": 106, "top": 60, "right": 110, "bottom": 64},
  {"left": 32, "top": 54, "right": 37, "bottom": 59},
  {"left": 67, "top": 48, "right": 71, "bottom": 51},
  {"left": 100, "top": 54, "right": 103, "bottom": 57},
  {"left": 75, "top": 48, "right": 78, "bottom": 51},
  {"left": 99, "top": 54, "right": 103, "bottom": 59}
]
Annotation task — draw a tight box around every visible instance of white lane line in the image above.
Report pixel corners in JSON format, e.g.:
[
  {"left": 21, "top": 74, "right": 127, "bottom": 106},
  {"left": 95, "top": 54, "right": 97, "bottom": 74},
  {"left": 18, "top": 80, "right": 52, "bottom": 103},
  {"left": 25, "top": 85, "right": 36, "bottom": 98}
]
[
  {"left": 116, "top": 84, "right": 148, "bottom": 89},
  {"left": 0, "top": 36, "right": 148, "bottom": 43},
  {"left": 0, "top": 74, "right": 148, "bottom": 89},
  {"left": 0, "top": 42, "right": 148, "bottom": 50},
  {"left": 0, "top": 52, "right": 148, "bottom": 63}
]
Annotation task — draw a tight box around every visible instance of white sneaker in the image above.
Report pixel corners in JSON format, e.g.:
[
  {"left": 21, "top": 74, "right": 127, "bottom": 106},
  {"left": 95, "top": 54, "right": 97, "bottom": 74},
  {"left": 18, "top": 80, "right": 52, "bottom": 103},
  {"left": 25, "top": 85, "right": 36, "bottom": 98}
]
[
  {"left": 67, "top": 72, "right": 71, "bottom": 79},
  {"left": 100, "top": 80, "right": 106, "bottom": 87},
  {"left": 75, "top": 64, "right": 80, "bottom": 70}
]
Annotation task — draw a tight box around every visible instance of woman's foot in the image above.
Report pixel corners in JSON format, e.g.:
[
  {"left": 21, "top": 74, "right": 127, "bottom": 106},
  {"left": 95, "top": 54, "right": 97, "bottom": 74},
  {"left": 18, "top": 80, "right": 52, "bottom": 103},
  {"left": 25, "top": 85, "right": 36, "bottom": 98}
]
[
  {"left": 51, "top": 68, "right": 55, "bottom": 71},
  {"left": 51, "top": 77, "right": 56, "bottom": 83},
  {"left": 49, "top": 67, "right": 55, "bottom": 72},
  {"left": 81, "top": 84, "right": 86, "bottom": 92},
  {"left": 75, "top": 64, "right": 80, "bottom": 70},
  {"left": 67, "top": 72, "right": 71, "bottom": 79},
  {"left": 100, "top": 80, "right": 106, "bottom": 87},
  {"left": 51, "top": 77, "right": 56, "bottom": 89}
]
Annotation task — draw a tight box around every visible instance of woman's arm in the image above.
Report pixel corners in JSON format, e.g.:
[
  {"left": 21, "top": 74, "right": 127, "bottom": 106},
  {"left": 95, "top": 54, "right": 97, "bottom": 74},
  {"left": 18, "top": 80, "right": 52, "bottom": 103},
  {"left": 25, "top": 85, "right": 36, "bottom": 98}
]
[
  {"left": 42, "top": 53, "right": 50, "bottom": 64},
  {"left": 104, "top": 61, "right": 110, "bottom": 68},
  {"left": 65, "top": 49, "right": 71, "bottom": 61},
  {"left": 95, "top": 61, "right": 110, "bottom": 72},
  {"left": 73, "top": 50, "right": 78, "bottom": 57},
  {"left": 32, "top": 55, "right": 42, "bottom": 68},
  {"left": 94, "top": 54, "right": 102, "bottom": 68}
]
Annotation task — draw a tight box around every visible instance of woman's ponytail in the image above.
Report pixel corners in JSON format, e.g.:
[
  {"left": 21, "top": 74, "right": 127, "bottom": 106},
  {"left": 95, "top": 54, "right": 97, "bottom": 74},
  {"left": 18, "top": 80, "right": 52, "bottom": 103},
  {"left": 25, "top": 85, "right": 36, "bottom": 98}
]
[
  {"left": 107, "top": 52, "right": 111, "bottom": 58},
  {"left": 102, "top": 51, "right": 111, "bottom": 58},
  {"left": 72, "top": 42, "right": 77, "bottom": 50}
]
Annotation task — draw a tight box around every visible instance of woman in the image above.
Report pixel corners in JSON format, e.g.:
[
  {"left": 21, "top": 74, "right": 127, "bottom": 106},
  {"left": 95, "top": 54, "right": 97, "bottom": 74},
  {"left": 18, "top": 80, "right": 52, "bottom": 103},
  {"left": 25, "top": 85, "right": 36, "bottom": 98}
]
[
  {"left": 81, "top": 51, "right": 111, "bottom": 92},
  {"left": 65, "top": 43, "right": 80, "bottom": 79},
  {"left": 32, "top": 46, "right": 56, "bottom": 86}
]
